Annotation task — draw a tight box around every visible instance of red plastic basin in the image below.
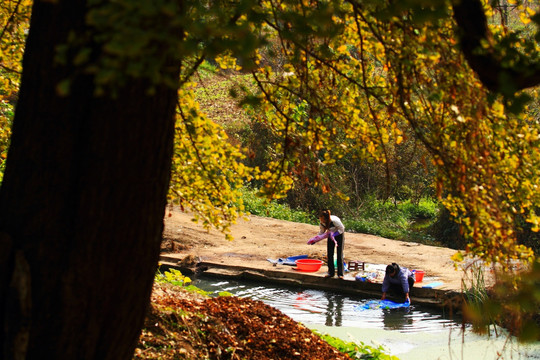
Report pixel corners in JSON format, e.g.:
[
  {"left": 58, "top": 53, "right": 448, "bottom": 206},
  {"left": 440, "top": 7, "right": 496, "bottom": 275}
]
[
  {"left": 295, "top": 259, "right": 323, "bottom": 272},
  {"left": 415, "top": 270, "right": 425, "bottom": 282}
]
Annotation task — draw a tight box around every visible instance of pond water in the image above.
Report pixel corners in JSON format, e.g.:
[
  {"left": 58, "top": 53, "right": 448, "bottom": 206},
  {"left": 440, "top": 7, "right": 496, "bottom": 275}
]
[{"left": 194, "top": 276, "right": 540, "bottom": 359}]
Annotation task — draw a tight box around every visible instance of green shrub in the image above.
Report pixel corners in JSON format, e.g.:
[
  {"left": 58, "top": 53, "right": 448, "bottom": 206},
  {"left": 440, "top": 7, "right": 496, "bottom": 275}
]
[
  {"left": 342, "top": 197, "right": 441, "bottom": 243},
  {"left": 428, "top": 207, "right": 465, "bottom": 249},
  {"left": 240, "top": 187, "right": 314, "bottom": 223},
  {"left": 399, "top": 198, "right": 439, "bottom": 219},
  {"left": 395, "top": 185, "right": 414, "bottom": 201},
  {"left": 155, "top": 268, "right": 211, "bottom": 297},
  {"left": 197, "top": 60, "right": 218, "bottom": 78},
  {"left": 155, "top": 268, "right": 193, "bottom": 287},
  {"left": 240, "top": 187, "right": 442, "bottom": 244},
  {"left": 316, "top": 332, "right": 399, "bottom": 360}
]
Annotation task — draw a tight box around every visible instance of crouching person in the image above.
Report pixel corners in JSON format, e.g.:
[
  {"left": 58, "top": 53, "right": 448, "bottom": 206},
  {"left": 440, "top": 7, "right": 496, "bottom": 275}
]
[{"left": 381, "top": 263, "right": 414, "bottom": 304}]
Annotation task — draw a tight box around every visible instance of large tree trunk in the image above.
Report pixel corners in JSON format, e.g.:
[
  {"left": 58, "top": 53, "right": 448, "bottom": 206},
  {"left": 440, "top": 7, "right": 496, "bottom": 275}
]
[{"left": 0, "top": 1, "right": 179, "bottom": 358}]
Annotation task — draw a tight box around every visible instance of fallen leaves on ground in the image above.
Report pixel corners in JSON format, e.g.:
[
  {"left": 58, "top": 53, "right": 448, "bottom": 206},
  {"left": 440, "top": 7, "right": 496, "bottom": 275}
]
[{"left": 134, "top": 283, "right": 351, "bottom": 359}]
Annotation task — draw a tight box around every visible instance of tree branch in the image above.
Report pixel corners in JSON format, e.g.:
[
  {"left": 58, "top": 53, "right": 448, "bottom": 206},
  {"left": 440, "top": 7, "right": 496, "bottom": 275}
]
[{"left": 452, "top": 0, "right": 540, "bottom": 92}]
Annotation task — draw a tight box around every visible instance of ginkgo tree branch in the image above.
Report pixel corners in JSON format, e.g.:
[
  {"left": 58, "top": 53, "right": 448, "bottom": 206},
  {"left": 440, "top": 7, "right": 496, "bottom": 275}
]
[
  {"left": 0, "top": 0, "right": 23, "bottom": 42},
  {"left": 176, "top": 99, "right": 222, "bottom": 193},
  {"left": 357, "top": 21, "right": 392, "bottom": 199},
  {"left": 0, "top": 64, "right": 21, "bottom": 75},
  {"left": 452, "top": 0, "right": 540, "bottom": 93},
  {"left": 250, "top": 70, "right": 295, "bottom": 188}
]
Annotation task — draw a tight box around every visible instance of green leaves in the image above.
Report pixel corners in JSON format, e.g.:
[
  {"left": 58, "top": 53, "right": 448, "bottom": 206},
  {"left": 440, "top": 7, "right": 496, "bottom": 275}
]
[
  {"left": 168, "top": 86, "right": 256, "bottom": 239},
  {"left": 1, "top": 0, "right": 539, "bottom": 263},
  {"left": 464, "top": 259, "right": 540, "bottom": 341}
]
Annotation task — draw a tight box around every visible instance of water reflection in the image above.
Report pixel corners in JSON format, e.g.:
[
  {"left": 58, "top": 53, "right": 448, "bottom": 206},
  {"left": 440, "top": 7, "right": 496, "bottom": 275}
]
[
  {"left": 325, "top": 295, "right": 344, "bottom": 327},
  {"left": 193, "top": 276, "right": 460, "bottom": 333},
  {"left": 193, "top": 276, "right": 540, "bottom": 359},
  {"left": 382, "top": 307, "right": 413, "bottom": 331},
  {"left": 293, "top": 292, "right": 323, "bottom": 314}
]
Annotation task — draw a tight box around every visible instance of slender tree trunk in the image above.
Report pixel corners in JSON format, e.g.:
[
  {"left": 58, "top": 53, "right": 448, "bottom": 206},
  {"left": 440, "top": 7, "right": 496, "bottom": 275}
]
[{"left": 0, "top": 1, "right": 179, "bottom": 358}]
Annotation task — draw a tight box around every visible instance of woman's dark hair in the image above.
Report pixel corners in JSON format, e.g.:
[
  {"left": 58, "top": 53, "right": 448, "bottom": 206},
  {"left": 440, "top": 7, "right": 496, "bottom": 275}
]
[
  {"left": 386, "top": 263, "right": 400, "bottom": 275},
  {"left": 319, "top": 210, "right": 331, "bottom": 228}
]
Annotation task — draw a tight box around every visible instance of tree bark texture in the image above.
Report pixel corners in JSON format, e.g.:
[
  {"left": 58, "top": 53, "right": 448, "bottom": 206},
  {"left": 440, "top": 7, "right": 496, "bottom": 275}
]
[{"left": 0, "top": 1, "right": 179, "bottom": 358}]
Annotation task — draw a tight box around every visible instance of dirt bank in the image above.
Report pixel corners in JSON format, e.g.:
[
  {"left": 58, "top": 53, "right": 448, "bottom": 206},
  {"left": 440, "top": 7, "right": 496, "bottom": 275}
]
[{"left": 161, "top": 208, "right": 484, "bottom": 292}]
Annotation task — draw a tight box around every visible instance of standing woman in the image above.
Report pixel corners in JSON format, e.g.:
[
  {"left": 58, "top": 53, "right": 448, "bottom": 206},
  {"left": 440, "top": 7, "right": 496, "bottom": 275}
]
[{"left": 319, "top": 210, "right": 345, "bottom": 279}]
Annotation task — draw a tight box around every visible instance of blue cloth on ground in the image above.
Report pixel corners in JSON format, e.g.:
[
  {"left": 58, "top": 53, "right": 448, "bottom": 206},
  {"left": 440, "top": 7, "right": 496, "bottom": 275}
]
[
  {"left": 422, "top": 282, "right": 443, "bottom": 288},
  {"left": 356, "top": 299, "right": 410, "bottom": 311},
  {"left": 267, "top": 255, "right": 308, "bottom": 266}
]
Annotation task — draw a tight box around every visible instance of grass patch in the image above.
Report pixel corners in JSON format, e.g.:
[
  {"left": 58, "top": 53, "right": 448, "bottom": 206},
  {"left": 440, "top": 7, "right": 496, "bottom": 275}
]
[
  {"left": 240, "top": 187, "right": 314, "bottom": 224},
  {"left": 316, "top": 332, "right": 399, "bottom": 360},
  {"left": 345, "top": 198, "right": 440, "bottom": 244},
  {"left": 240, "top": 187, "right": 440, "bottom": 244},
  {"left": 192, "top": 66, "right": 254, "bottom": 134}
]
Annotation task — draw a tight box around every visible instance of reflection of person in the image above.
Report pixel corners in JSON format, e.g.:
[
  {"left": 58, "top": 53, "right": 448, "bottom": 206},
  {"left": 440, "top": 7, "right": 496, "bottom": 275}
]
[
  {"left": 382, "top": 307, "right": 412, "bottom": 331},
  {"left": 381, "top": 263, "right": 414, "bottom": 303},
  {"left": 309, "top": 210, "right": 345, "bottom": 279},
  {"left": 325, "top": 294, "right": 344, "bottom": 327}
]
